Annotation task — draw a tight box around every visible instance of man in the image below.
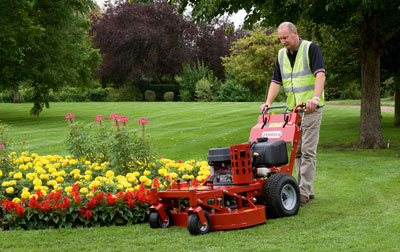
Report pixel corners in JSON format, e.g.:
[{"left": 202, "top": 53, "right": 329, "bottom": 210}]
[{"left": 260, "top": 22, "right": 326, "bottom": 206}]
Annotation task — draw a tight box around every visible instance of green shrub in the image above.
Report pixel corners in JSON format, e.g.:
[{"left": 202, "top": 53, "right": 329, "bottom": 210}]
[
  {"left": 217, "top": 79, "right": 254, "bottom": 102},
  {"left": 106, "top": 84, "right": 143, "bottom": 101},
  {"left": 195, "top": 78, "right": 212, "bottom": 102},
  {"left": 144, "top": 90, "right": 156, "bottom": 101},
  {"left": 88, "top": 88, "right": 109, "bottom": 101},
  {"left": 176, "top": 60, "right": 220, "bottom": 101},
  {"left": 163, "top": 91, "right": 174, "bottom": 101}
]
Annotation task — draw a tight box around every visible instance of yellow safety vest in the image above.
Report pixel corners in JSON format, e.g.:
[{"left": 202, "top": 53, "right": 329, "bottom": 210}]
[{"left": 278, "top": 40, "right": 325, "bottom": 110}]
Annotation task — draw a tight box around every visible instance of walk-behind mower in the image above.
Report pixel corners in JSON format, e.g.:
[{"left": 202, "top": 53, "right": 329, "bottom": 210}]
[{"left": 149, "top": 104, "right": 305, "bottom": 235}]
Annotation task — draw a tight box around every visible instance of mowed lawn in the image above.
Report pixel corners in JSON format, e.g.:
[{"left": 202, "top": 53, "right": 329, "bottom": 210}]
[{"left": 0, "top": 102, "right": 399, "bottom": 252}]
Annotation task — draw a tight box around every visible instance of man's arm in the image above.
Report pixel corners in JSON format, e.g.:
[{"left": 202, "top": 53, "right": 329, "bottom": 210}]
[
  {"left": 260, "top": 82, "right": 282, "bottom": 112},
  {"left": 306, "top": 72, "right": 325, "bottom": 113}
]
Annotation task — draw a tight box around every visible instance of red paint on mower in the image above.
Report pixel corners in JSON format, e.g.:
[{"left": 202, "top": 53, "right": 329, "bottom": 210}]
[{"left": 149, "top": 104, "right": 305, "bottom": 235}]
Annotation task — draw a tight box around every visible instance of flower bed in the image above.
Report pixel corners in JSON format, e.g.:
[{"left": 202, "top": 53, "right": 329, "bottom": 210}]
[{"left": 0, "top": 152, "right": 210, "bottom": 230}]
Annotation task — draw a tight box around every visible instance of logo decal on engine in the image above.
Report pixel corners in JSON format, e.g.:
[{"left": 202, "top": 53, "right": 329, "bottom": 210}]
[{"left": 262, "top": 131, "right": 283, "bottom": 139}]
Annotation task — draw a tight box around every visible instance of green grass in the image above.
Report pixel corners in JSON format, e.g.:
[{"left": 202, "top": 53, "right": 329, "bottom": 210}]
[{"left": 0, "top": 102, "right": 399, "bottom": 252}]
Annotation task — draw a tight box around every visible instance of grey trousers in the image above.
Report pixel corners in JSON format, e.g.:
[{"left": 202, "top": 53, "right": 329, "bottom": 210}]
[{"left": 295, "top": 107, "right": 323, "bottom": 198}]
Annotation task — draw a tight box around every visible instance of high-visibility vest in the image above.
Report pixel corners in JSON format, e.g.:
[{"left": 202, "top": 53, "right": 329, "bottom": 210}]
[{"left": 278, "top": 40, "right": 325, "bottom": 110}]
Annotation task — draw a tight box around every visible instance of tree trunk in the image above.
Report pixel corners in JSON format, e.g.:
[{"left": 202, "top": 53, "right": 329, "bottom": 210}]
[
  {"left": 395, "top": 82, "right": 400, "bottom": 126},
  {"left": 357, "top": 13, "right": 385, "bottom": 149}
]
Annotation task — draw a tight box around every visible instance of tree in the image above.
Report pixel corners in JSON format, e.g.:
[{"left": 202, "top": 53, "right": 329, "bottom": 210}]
[
  {"left": 168, "top": 0, "right": 400, "bottom": 149},
  {"left": 221, "top": 28, "right": 280, "bottom": 95},
  {"left": 0, "top": 0, "right": 101, "bottom": 116},
  {"left": 91, "top": 1, "right": 194, "bottom": 84},
  {"left": 91, "top": 1, "right": 243, "bottom": 85}
]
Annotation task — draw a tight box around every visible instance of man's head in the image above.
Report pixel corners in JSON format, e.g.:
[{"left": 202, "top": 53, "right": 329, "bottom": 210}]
[{"left": 278, "top": 22, "right": 300, "bottom": 53}]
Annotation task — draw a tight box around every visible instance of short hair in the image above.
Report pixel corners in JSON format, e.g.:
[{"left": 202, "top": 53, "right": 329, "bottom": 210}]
[{"left": 278, "top": 22, "right": 297, "bottom": 33}]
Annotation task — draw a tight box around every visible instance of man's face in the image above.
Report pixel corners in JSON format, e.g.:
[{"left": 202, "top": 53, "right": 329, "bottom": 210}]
[{"left": 278, "top": 27, "right": 299, "bottom": 52}]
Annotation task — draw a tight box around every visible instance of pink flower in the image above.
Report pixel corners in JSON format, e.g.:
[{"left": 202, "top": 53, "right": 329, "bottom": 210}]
[
  {"left": 95, "top": 115, "right": 104, "bottom": 122},
  {"left": 109, "top": 113, "right": 120, "bottom": 120},
  {"left": 138, "top": 118, "right": 148, "bottom": 125},
  {"left": 118, "top": 116, "right": 129, "bottom": 125},
  {"left": 65, "top": 113, "right": 75, "bottom": 120},
  {"left": 0, "top": 142, "right": 4, "bottom": 150}
]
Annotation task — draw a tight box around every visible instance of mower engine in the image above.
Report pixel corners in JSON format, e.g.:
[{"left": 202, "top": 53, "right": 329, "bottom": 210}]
[{"left": 208, "top": 139, "right": 288, "bottom": 185}]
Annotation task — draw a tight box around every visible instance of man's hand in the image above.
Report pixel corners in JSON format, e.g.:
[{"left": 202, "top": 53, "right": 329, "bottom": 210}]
[
  {"left": 306, "top": 98, "right": 320, "bottom": 113},
  {"left": 260, "top": 103, "right": 271, "bottom": 113}
]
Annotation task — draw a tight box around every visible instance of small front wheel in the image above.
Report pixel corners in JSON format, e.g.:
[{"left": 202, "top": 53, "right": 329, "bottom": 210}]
[
  {"left": 149, "top": 210, "right": 172, "bottom": 228},
  {"left": 187, "top": 211, "right": 211, "bottom": 235}
]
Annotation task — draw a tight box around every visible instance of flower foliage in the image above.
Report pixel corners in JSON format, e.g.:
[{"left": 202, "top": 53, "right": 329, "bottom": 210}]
[{"left": 66, "top": 113, "right": 156, "bottom": 175}]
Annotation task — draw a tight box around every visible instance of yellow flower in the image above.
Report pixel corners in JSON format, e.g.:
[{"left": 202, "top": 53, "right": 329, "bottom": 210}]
[
  {"left": 139, "top": 176, "right": 148, "bottom": 183},
  {"left": 106, "top": 170, "right": 115, "bottom": 178},
  {"left": 182, "top": 174, "right": 189, "bottom": 180},
  {"left": 6, "top": 187, "right": 14, "bottom": 194},
  {"left": 12, "top": 198, "right": 21, "bottom": 203},
  {"left": 33, "top": 178, "right": 42, "bottom": 186},
  {"left": 85, "top": 160, "right": 91, "bottom": 165},
  {"left": 144, "top": 179, "right": 152, "bottom": 187},
  {"left": 40, "top": 174, "right": 49, "bottom": 180},
  {"left": 47, "top": 180, "right": 57, "bottom": 186},
  {"left": 116, "top": 184, "right": 124, "bottom": 190},
  {"left": 69, "top": 159, "right": 78, "bottom": 165},
  {"left": 58, "top": 170, "right": 66, "bottom": 176},
  {"left": 41, "top": 190, "right": 47, "bottom": 197},
  {"left": 84, "top": 174, "right": 92, "bottom": 181},
  {"left": 170, "top": 172, "right": 178, "bottom": 179},
  {"left": 158, "top": 168, "right": 167, "bottom": 176},
  {"left": 10, "top": 180, "right": 17, "bottom": 186},
  {"left": 85, "top": 170, "right": 93, "bottom": 175},
  {"left": 56, "top": 176, "right": 64, "bottom": 182},
  {"left": 133, "top": 171, "right": 140, "bottom": 177},
  {"left": 21, "top": 191, "right": 31, "bottom": 199},
  {"left": 80, "top": 187, "right": 89, "bottom": 194},
  {"left": 70, "top": 169, "right": 80, "bottom": 175},
  {"left": 94, "top": 166, "right": 102, "bottom": 171},
  {"left": 53, "top": 163, "right": 61, "bottom": 169},
  {"left": 2, "top": 181, "right": 10, "bottom": 187},
  {"left": 65, "top": 186, "right": 72, "bottom": 193},
  {"left": 144, "top": 170, "right": 151, "bottom": 176},
  {"left": 0, "top": 169, "right": 2, "bottom": 177},
  {"left": 40, "top": 186, "right": 49, "bottom": 191},
  {"left": 74, "top": 173, "right": 81, "bottom": 179}
]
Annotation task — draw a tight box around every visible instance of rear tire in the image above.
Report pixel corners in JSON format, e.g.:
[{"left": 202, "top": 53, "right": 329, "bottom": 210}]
[
  {"left": 149, "top": 210, "right": 172, "bottom": 228},
  {"left": 263, "top": 173, "right": 300, "bottom": 219},
  {"left": 187, "top": 211, "right": 211, "bottom": 235}
]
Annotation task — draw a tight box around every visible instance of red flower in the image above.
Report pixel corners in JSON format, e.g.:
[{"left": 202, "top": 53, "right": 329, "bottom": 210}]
[
  {"left": 192, "top": 177, "right": 199, "bottom": 188},
  {"left": 85, "top": 209, "right": 93, "bottom": 220},
  {"left": 152, "top": 177, "right": 160, "bottom": 189},
  {"left": 16, "top": 205, "right": 25, "bottom": 217},
  {"left": 106, "top": 193, "right": 117, "bottom": 205}
]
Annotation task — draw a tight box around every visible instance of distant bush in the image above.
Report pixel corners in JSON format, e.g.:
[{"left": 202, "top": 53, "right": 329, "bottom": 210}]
[
  {"left": 163, "top": 91, "right": 174, "bottom": 101},
  {"left": 176, "top": 60, "right": 220, "bottom": 101},
  {"left": 144, "top": 90, "right": 156, "bottom": 101},
  {"left": 217, "top": 79, "right": 254, "bottom": 102},
  {"left": 195, "top": 78, "right": 212, "bottom": 102},
  {"left": 106, "top": 84, "right": 143, "bottom": 101}
]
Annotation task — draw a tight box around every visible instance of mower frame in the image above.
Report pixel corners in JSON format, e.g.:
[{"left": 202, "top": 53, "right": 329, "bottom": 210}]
[{"left": 149, "top": 104, "right": 304, "bottom": 235}]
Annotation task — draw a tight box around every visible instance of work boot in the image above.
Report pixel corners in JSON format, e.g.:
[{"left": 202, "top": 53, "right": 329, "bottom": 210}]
[{"left": 300, "top": 195, "right": 309, "bottom": 206}]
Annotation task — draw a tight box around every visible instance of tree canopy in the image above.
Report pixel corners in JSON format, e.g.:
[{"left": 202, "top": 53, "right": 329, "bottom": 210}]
[
  {"left": 90, "top": 0, "right": 243, "bottom": 85},
  {"left": 221, "top": 28, "right": 280, "bottom": 94},
  {"left": 0, "top": 0, "right": 100, "bottom": 116},
  {"left": 168, "top": 0, "right": 400, "bottom": 149}
]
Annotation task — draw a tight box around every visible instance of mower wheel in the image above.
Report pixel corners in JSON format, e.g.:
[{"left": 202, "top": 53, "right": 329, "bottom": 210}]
[
  {"left": 263, "top": 173, "right": 300, "bottom": 219},
  {"left": 149, "top": 210, "right": 172, "bottom": 228},
  {"left": 187, "top": 211, "right": 211, "bottom": 235}
]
